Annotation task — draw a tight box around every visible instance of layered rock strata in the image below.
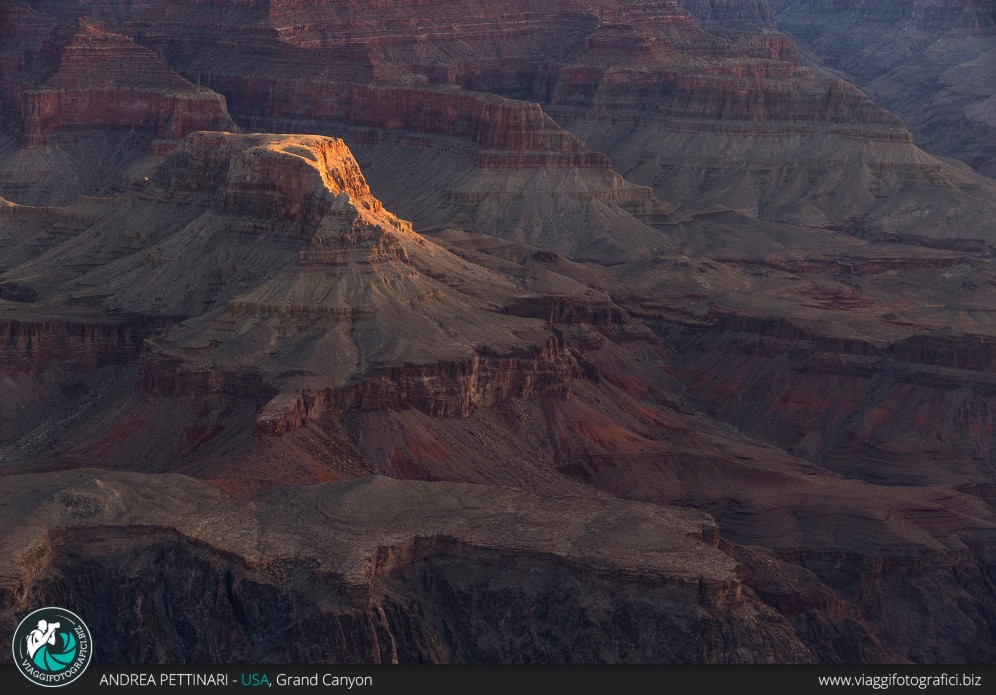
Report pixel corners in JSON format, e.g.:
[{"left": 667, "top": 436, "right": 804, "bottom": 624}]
[
  {"left": 0, "top": 472, "right": 816, "bottom": 663},
  {"left": 768, "top": 0, "right": 996, "bottom": 177},
  {"left": 18, "top": 24, "right": 234, "bottom": 148}
]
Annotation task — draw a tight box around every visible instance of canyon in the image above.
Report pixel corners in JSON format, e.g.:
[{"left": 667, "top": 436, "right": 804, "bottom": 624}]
[
  {"left": 767, "top": 0, "right": 996, "bottom": 177},
  {"left": 0, "top": 0, "right": 994, "bottom": 664}
]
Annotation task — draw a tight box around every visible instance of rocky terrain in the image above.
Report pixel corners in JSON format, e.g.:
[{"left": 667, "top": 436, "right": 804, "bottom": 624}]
[
  {"left": 768, "top": 0, "right": 996, "bottom": 177},
  {"left": 1, "top": 0, "right": 995, "bottom": 665},
  {"left": 0, "top": 471, "right": 817, "bottom": 663}
]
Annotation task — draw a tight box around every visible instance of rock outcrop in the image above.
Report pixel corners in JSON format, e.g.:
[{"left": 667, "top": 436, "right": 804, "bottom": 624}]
[
  {"left": 2, "top": 0, "right": 996, "bottom": 668},
  {"left": 132, "top": 132, "right": 574, "bottom": 434},
  {"left": 159, "top": 132, "right": 388, "bottom": 222},
  {"left": 0, "top": 472, "right": 815, "bottom": 663},
  {"left": 0, "top": 14, "right": 235, "bottom": 203},
  {"left": 768, "top": 0, "right": 996, "bottom": 177},
  {"left": 18, "top": 23, "right": 234, "bottom": 148},
  {"left": 0, "top": 131, "right": 589, "bottom": 455}
]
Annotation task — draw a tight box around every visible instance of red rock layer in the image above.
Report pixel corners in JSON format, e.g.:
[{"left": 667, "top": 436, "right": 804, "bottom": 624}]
[
  {"left": 8, "top": 21, "right": 234, "bottom": 147},
  {"left": 0, "top": 318, "right": 141, "bottom": 375},
  {"left": 189, "top": 0, "right": 905, "bottom": 138},
  {"left": 18, "top": 0, "right": 910, "bottom": 157},
  {"left": 211, "top": 79, "right": 611, "bottom": 170},
  {"left": 138, "top": 335, "right": 581, "bottom": 435},
  {"left": 672, "top": 316, "right": 996, "bottom": 486},
  {"left": 1, "top": 0, "right": 994, "bottom": 666}
]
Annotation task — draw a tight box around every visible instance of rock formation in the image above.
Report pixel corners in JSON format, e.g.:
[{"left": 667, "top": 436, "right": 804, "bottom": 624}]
[
  {"left": 18, "top": 23, "right": 234, "bottom": 147},
  {"left": 0, "top": 472, "right": 816, "bottom": 663},
  {"left": 1, "top": 0, "right": 995, "bottom": 666},
  {"left": 0, "top": 12, "right": 235, "bottom": 204},
  {"left": 768, "top": 0, "right": 996, "bottom": 177}
]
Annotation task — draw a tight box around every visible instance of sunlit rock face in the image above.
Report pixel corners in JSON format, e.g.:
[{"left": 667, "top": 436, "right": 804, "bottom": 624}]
[{"left": 0, "top": 0, "right": 995, "bottom": 665}]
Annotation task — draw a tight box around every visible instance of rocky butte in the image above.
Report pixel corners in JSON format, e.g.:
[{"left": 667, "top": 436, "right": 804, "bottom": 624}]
[{"left": 0, "top": 0, "right": 994, "bottom": 664}]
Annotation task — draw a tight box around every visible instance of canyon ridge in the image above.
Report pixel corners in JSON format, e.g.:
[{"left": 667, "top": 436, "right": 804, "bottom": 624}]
[{"left": 1, "top": 0, "right": 994, "bottom": 664}]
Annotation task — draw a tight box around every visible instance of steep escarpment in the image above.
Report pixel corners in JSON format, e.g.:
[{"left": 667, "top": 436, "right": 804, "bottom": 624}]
[
  {"left": 137, "top": 334, "right": 582, "bottom": 436},
  {"left": 133, "top": 133, "right": 573, "bottom": 435},
  {"left": 223, "top": 83, "right": 609, "bottom": 170},
  {"left": 18, "top": 0, "right": 990, "bottom": 248},
  {"left": 18, "top": 23, "right": 234, "bottom": 146},
  {"left": 153, "top": 0, "right": 996, "bottom": 238},
  {"left": 768, "top": 0, "right": 996, "bottom": 177},
  {"left": 0, "top": 17, "right": 234, "bottom": 203},
  {"left": 0, "top": 472, "right": 814, "bottom": 664},
  {"left": 0, "top": 316, "right": 147, "bottom": 376},
  {"left": 156, "top": 131, "right": 388, "bottom": 222},
  {"left": 0, "top": 2, "right": 57, "bottom": 125},
  {"left": 2, "top": 0, "right": 996, "bottom": 667},
  {"left": 678, "top": 0, "right": 777, "bottom": 31},
  {"left": 671, "top": 316, "right": 996, "bottom": 488}
]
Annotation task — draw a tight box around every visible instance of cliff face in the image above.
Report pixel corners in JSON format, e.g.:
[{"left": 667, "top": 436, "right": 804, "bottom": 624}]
[
  {"left": 8, "top": 0, "right": 996, "bottom": 237},
  {"left": 678, "top": 0, "right": 776, "bottom": 30},
  {"left": 2, "top": 0, "right": 996, "bottom": 668},
  {"left": 0, "top": 318, "right": 142, "bottom": 376},
  {"left": 250, "top": 339, "right": 581, "bottom": 435},
  {"left": 0, "top": 16, "right": 235, "bottom": 203},
  {"left": 218, "top": 81, "right": 610, "bottom": 170},
  {"left": 160, "top": 132, "right": 388, "bottom": 223},
  {"left": 0, "top": 473, "right": 815, "bottom": 664},
  {"left": 142, "top": 0, "right": 996, "bottom": 238},
  {"left": 768, "top": 0, "right": 996, "bottom": 177},
  {"left": 672, "top": 318, "right": 996, "bottom": 488},
  {"left": 19, "top": 24, "right": 234, "bottom": 146},
  {"left": 151, "top": 0, "right": 904, "bottom": 135},
  {"left": 137, "top": 335, "right": 581, "bottom": 436}
]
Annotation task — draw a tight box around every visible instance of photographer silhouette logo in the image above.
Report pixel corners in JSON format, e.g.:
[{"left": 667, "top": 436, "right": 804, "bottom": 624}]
[{"left": 12, "top": 608, "right": 92, "bottom": 687}]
